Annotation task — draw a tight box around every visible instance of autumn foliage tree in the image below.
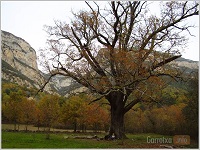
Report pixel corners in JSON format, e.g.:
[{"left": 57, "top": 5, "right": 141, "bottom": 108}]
[
  {"left": 183, "top": 71, "right": 198, "bottom": 139},
  {"left": 60, "top": 95, "right": 85, "bottom": 132},
  {"left": 85, "top": 102, "right": 110, "bottom": 132},
  {"left": 60, "top": 95, "right": 109, "bottom": 132},
  {"left": 38, "top": 94, "right": 60, "bottom": 139},
  {"left": 18, "top": 99, "right": 37, "bottom": 131},
  {"left": 2, "top": 84, "right": 26, "bottom": 131},
  {"left": 40, "top": 1, "right": 199, "bottom": 139},
  {"left": 124, "top": 104, "right": 186, "bottom": 135}
]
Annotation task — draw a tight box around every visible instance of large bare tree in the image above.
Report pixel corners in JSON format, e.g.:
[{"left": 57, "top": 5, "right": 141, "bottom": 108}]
[{"left": 40, "top": 1, "right": 199, "bottom": 139}]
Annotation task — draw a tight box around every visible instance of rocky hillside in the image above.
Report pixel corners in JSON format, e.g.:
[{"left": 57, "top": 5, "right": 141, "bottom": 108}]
[
  {"left": 1, "top": 30, "right": 85, "bottom": 95},
  {"left": 43, "top": 73, "right": 86, "bottom": 97},
  {"left": 1, "top": 30, "right": 52, "bottom": 91},
  {"left": 1, "top": 31, "right": 42, "bottom": 88},
  {"left": 175, "top": 57, "right": 198, "bottom": 70},
  {"left": 1, "top": 30, "right": 198, "bottom": 96}
]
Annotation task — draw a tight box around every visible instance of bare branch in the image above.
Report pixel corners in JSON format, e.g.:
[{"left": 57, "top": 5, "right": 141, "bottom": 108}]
[
  {"left": 88, "top": 95, "right": 105, "bottom": 105},
  {"left": 152, "top": 55, "right": 182, "bottom": 70},
  {"left": 140, "top": 3, "right": 199, "bottom": 50},
  {"left": 124, "top": 98, "right": 141, "bottom": 114}
]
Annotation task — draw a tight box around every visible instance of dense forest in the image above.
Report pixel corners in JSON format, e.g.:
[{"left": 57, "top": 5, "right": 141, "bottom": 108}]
[{"left": 2, "top": 71, "right": 198, "bottom": 140}]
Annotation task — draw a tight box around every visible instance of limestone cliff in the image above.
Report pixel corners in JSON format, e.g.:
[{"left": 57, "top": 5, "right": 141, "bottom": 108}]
[
  {"left": 1, "top": 30, "right": 84, "bottom": 95},
  {"left": 1, "top": 30, "right": 52, "bottom": 91}
]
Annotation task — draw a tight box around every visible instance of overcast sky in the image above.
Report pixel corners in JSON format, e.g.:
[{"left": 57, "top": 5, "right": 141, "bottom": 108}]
[{"left": 1, "top": 1, "right": 199, "bottom": 62}]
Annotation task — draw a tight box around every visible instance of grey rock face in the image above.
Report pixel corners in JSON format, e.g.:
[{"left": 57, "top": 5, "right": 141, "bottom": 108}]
[
  {"left": 1, "top": 30, "right": 51, "bottom": 91},
  {"left": 1, "top": 30, "right": 84, "bottom": 95}
]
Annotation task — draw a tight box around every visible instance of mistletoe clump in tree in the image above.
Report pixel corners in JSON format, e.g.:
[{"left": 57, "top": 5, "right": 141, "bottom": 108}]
[{"left": 40, "top": 1, "right": 198, "bottom": 139}]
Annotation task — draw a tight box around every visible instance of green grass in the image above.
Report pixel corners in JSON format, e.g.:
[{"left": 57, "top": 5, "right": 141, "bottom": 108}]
[
  {"left": 2, "top": 131, "right": 115, "bottom": 148},
  {"left": 2, "top": 131, "right": 198, "bottom": 148}
]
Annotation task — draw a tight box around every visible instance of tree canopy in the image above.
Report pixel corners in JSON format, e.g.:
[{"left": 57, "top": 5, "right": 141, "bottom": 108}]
[{"left": 39, "top": 1, "right": 199, "bottom": 139}]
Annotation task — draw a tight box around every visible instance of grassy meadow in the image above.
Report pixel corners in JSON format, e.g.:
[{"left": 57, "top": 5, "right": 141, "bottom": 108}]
[
  {"left": 2, "top": 124, "right": 198, "bottom": 148},
  {"left": 1, "top": 131, "right": 165, "bottom": 148},
  {"left": 2, "top": 130, "right": 198, "bottom": 148}
]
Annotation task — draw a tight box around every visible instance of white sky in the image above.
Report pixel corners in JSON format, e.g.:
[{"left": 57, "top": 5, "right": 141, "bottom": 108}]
[{"left": 1, "top": 1, "right": 199, "bottom": 63}]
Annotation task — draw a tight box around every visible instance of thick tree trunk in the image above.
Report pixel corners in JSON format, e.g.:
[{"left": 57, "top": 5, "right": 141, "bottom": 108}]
[
  {"left": 109, "top": 108, "right": 127, "bottom": 139},
  {"left": 105, "top": 91, "right": 128, "bottom": 139}
]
